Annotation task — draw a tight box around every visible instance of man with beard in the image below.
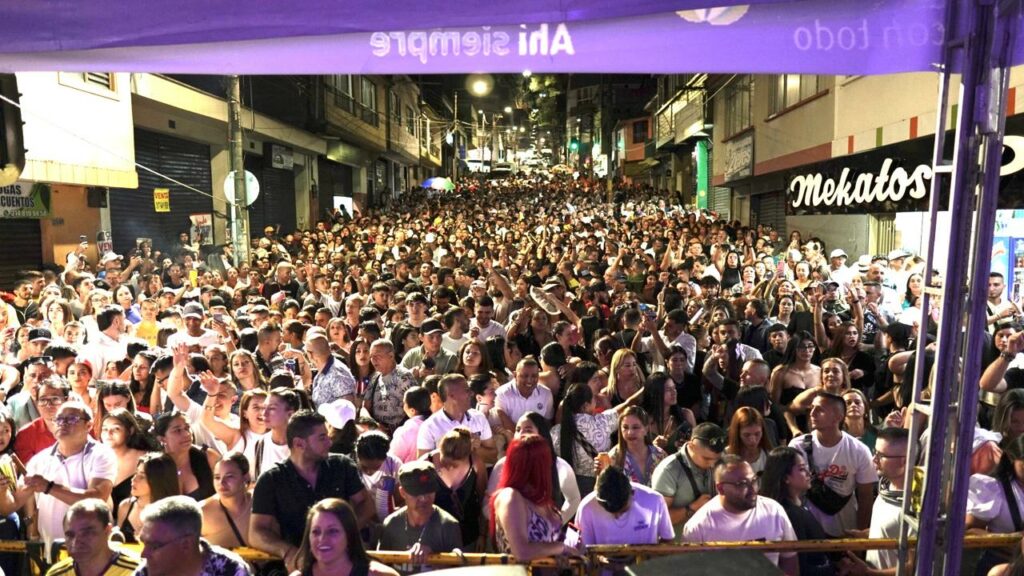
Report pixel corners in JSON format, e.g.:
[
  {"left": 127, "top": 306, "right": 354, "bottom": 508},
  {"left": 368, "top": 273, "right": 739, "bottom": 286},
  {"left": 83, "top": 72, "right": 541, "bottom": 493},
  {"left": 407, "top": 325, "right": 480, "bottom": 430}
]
[{"left": 682, "top": 455, "right": 798, "bottom": 575}]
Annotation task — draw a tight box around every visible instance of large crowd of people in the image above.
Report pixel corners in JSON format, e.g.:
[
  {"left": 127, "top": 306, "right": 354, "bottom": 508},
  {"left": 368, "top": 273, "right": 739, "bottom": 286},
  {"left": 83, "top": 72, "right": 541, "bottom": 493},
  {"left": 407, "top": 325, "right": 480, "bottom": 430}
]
[{"left": 0, "top": 175, "right": 1019, "bottom": 575}]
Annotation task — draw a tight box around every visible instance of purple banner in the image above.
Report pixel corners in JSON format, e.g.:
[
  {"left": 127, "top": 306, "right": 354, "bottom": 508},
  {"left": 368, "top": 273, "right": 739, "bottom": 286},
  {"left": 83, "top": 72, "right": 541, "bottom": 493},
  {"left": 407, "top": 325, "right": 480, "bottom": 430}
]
[{"left": 0, "top": 0, "right": 1017, "bottom": 74}]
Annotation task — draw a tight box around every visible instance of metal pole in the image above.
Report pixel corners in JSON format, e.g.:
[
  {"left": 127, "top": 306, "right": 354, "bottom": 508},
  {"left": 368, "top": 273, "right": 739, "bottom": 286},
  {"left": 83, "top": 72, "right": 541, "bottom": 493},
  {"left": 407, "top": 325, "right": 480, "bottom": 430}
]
[
  {"left": 228, "top": 76, "right": 250, "bottom": 267},
  {"left": 453, "top": 90, "right": 459, "bottom": 181},
  {"left": 943, "top": 3, "right": 1017, "bottom": 575}
]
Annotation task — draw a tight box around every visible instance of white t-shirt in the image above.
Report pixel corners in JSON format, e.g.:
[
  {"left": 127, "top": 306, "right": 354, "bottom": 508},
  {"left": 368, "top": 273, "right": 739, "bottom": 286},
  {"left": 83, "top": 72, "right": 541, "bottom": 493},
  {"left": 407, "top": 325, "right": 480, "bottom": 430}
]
[
  {"left": 495, "top": 382, "right": 554, "bottom": 423},
  {"left": 576, "top": 482, "right": 675, "bottom": 546},
  {"left": 788, "top": 432, "right": 878, "bottom": 537},
  {"left": 442, "top": 333, "right": 469, "bottom": 355},
  {"left": 641, "top": 331, "right": 698, "bottom": 374},
  {"left": 867, "top": 487, "right": 910, "bottom": 570},
  {"left": 416, "top": 408, "right": 493, "bottom": 452},
  {"left": 167, "top": 328, "right": 222, "bottom": 350},
  {"left": 27, "top": 439, "right": 117, "bottom": 547},
  {"left": 470, "top": 319, "right": 506, "bottom": 342},
  {"left": 682, "top": 496, "right": 797, "bottom": 567},
  {"left": 253, "top": 433, "right": 291, "bottom": 478},
  {"left": 184, "top": 400, "right": 237, "bottom": 455},
  {"left": 967, "top": 474, "right": 1024, "bottom": 534}
]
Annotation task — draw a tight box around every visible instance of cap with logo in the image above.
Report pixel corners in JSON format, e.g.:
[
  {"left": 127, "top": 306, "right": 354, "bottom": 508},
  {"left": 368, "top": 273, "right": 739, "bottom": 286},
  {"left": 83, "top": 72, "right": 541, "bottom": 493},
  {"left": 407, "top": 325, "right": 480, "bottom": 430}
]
[
  {"left": 420, "top": 319, "right": 444, "bottom": 335},
  {"left": 398, "top": 461, "right": 440, "bottom": 496}
]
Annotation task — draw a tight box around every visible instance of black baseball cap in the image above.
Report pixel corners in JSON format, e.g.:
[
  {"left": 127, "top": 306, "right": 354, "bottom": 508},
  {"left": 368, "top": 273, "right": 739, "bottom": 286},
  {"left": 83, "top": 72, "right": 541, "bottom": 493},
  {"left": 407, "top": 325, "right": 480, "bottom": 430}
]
[
  {"left": 398, "top": 462, "right": 440, "bottom": 496},
  {"left": 692, "top": 422, "right": 727, "bottom": 453}
]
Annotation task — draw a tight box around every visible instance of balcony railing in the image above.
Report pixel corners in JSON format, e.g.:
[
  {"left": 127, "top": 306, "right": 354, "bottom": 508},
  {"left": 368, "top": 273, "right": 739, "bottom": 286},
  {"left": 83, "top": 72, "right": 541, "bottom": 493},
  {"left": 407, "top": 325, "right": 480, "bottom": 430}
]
[{"left": 325, "top": 84, "right": 379, "bottom": 128}]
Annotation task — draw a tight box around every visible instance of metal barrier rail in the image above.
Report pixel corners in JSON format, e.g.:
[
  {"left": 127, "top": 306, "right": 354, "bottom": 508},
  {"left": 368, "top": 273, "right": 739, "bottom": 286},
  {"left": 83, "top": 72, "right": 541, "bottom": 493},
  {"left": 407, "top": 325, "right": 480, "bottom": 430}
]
[{"left": 0, "top": 534, "right": 1019, "bottom": 570}]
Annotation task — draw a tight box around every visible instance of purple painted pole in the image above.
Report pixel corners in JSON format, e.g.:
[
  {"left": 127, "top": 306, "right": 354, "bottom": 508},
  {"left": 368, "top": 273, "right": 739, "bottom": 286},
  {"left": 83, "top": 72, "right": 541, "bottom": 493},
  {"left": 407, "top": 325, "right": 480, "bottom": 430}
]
[
  {"left": 912, "top": 0, "right": 984, "bottom": 572},
  {"left": 943, "top": 6, "right": 1018, "bottom": 575}
]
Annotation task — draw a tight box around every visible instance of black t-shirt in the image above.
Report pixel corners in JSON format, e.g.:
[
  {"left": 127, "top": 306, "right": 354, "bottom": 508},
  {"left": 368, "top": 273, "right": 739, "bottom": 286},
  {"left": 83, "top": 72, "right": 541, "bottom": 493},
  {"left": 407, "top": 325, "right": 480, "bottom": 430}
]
[
  {"left": 780, "top": 500, "right": 837, "bottom": 576},
  {"left": 252, "top": 455, "right": 365, "bottom": 547}
]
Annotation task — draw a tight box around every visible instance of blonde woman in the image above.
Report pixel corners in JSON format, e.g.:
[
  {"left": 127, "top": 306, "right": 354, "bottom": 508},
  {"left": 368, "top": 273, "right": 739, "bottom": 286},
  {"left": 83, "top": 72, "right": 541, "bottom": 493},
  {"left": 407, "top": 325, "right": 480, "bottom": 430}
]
[{"left": 602, "top": 349, "right": 643, "bottom": 407}]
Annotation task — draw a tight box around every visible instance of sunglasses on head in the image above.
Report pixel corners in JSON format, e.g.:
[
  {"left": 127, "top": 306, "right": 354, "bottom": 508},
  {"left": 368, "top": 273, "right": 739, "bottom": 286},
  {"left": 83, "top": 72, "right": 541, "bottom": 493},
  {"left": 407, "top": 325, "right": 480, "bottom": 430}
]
[{"left": 27, "top": 355, "right": 53, "bottom": 366}]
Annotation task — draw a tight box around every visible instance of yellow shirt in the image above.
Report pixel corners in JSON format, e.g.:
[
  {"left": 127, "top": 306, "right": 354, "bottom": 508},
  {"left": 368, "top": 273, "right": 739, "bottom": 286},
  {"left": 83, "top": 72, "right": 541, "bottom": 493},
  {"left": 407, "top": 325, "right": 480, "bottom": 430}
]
[{"left": 46, "top": 551, "right": 141, "bottom": 576}]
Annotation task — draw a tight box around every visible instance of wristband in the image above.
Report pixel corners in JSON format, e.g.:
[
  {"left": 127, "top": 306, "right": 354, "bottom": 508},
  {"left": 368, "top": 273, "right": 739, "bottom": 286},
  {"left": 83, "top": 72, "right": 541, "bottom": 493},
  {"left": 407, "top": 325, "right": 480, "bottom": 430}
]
[
  {"left": 44, "top": 480, "right": 55, "bottom": 494},
  {"left": 1001, "top": 352, "right": 1017, "bottom": 362}
]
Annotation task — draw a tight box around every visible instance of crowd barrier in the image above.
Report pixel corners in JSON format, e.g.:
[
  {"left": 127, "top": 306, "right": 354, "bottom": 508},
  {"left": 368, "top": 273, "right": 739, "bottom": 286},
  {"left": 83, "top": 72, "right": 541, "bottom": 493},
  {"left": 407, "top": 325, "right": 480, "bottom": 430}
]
[{"left": 0, "top": 534, "right": 1020, "bottom": 574}]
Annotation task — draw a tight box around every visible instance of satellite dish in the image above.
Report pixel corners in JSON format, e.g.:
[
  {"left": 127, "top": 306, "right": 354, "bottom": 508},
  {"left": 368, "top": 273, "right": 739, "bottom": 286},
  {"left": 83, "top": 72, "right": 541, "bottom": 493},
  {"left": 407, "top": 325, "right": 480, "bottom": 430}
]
[{"left": 223, "top": 170, "right": 260, "bottom": 206}]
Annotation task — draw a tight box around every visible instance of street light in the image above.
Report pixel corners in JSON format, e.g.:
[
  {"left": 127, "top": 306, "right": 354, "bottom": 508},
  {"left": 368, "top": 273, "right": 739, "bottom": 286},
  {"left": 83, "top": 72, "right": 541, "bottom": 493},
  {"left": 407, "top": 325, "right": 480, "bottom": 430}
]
[{"left": 504, "top": 106, "right": 513, "bottom": 114}]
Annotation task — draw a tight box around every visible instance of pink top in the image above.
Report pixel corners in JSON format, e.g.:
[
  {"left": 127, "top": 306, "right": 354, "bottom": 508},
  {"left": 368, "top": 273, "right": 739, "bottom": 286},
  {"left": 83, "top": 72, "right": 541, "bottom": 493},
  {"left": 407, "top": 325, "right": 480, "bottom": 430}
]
[{"left": 389, "top": 415, "right": 425, "bottom": 464}]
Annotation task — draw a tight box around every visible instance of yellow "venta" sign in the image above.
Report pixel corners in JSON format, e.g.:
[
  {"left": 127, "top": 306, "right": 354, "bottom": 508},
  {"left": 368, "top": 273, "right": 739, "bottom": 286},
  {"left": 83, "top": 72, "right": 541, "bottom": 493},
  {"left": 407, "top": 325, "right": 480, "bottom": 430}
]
[{"left": 153, "top": 188, "right": 170, "bottom": 212}]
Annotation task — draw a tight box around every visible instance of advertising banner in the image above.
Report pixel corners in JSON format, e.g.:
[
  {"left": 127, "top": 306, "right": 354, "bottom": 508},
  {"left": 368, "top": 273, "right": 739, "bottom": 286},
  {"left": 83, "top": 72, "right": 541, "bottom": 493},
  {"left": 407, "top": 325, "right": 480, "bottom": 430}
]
[{"left": 0, "top": 181, "right": 51, "bottom": 219}]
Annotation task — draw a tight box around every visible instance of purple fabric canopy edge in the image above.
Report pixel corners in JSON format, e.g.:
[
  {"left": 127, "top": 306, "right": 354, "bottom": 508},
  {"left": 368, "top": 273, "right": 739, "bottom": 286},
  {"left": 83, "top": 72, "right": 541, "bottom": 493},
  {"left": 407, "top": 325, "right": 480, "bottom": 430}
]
[
  {"left": 0, "top": 0, "right": 1019, "bottom": 75},
  {"left": 0, "top": 0, "right": 777, "bottom": 52}
]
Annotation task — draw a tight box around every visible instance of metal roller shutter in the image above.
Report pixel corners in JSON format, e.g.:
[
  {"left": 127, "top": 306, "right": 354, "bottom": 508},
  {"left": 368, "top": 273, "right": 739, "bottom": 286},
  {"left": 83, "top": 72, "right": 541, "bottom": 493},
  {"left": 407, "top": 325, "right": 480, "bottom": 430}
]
[
  {"left": 109, "top": 129, "right": 213, "bottom": 255},
  {"left": 710, "top": 187, "right": 731, "bottom": 220},
  {"left": 0, "top": 219, "right": 42, "bottom": 290},
  {"left": 246, "top": 150, "right": 297, "bottom": 235},
  {"left": 751, "top": 191, "right": 786, "bottom": 237}
]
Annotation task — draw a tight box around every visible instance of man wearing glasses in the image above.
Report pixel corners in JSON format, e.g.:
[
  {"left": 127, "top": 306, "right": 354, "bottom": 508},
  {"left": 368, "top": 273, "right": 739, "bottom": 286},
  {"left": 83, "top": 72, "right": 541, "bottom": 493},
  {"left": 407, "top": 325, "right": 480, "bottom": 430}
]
[
  {"left": 1, "top": 400, "right": 116, "bottom": 549},
  {"left": 838, "top": 427, "right": 912, "bottom": 576},
  {"left": 682, "top": 454, "right": 799, "bottom": 576},
  {"left": 13, "top": 375, "right": 68, "bottom": 463},
  {"left": 136, "top": 495, "right": 251, "bottom": 576}
]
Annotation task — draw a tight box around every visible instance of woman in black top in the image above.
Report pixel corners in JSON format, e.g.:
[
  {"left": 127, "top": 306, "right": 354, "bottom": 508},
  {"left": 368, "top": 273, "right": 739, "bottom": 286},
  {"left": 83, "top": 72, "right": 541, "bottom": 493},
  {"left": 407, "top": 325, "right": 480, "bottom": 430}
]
[
  {"left": 293, "top": 498, "right": 398, "bottom": 576},
  {"left": 154, "top": 412, "right": 218, "bottom": 501},
  {"left": 424, "top": 427, "right": 487, "bottom": 550},
  {"left": 761, "top": 446, "right": 838, "bottom": 576},
  {"left": 116, "top": 452, "right": 180, "bottom": 543}
]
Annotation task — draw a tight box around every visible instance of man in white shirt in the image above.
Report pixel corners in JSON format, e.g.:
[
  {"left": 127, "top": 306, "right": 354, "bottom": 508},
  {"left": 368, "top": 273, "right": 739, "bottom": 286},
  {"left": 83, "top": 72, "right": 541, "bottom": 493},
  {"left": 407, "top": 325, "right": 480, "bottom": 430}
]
[
  {"left": 576, "top": 466, "right": 674, "bottom": 547},
  {"left": 441, "top": 307, "right": 470, "bottom": 355},
  {"left": 167, "top": 302, "right": 222, "bottom": 352},
  {"left": 789, "top": 392, "right": 877, "bottom": 537},
  {"left": 639, "top": 309, "right": 697, "bottom": 374},
  {"left": 78, "top": 305, "right": 127, "bottom": 384},
  {"left": 469, "top": 295, "right": 506, "bottom": 342},
  {"left": 495, "top": 357, "right": 554, "bottom": 430},
  {"left": 682, "top": 455, "right": 799, "bottom": 575},
  {"left": 416, "top": 374, "right": 496, "bottom": 463},
  {"left": 0, "top": 401, "right": 116, "bottom": 550}
]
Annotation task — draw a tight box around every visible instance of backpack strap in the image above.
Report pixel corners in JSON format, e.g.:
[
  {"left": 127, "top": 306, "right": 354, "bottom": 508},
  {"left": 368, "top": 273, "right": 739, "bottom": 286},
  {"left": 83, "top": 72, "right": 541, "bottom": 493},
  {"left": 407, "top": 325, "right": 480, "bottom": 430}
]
[
  {"left": 254, "top": 437, "right": 265, "bottom": 478},
  {"left": 1000, "top": 475, "right": 1024, "bottom": 532},
  {"left": 673, "top": 451, "right": 702, "bottom": 499}
]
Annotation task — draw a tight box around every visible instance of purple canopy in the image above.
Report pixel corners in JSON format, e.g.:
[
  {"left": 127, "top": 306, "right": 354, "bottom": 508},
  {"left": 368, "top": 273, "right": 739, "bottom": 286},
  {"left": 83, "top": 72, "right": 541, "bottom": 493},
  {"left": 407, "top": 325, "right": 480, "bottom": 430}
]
[{"left": 0, "top": 0, "right": 1017, "bottom": 74}]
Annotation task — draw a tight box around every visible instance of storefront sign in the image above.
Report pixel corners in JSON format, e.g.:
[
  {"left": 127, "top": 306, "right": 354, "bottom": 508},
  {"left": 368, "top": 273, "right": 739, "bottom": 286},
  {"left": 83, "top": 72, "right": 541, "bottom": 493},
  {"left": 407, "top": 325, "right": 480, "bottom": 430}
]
[
  {"left": 153, "top": 188, "right": 170, "bottom": 212},
  {"left": 786, "top": 117, "right": 1024, "bottom": 215},
  {"left": 723, "top": 131, "right": 753, "bottom": 183},
  {"left": 0, "top": 181, "right": 51, "bottom": 219}
]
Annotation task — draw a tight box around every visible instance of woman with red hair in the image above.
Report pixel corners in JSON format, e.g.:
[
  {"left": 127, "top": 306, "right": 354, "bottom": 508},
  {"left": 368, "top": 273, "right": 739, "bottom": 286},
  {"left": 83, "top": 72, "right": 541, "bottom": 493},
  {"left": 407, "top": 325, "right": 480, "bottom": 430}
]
[{"left": 490, "top": 436, "right": 579, "bottom": 562}]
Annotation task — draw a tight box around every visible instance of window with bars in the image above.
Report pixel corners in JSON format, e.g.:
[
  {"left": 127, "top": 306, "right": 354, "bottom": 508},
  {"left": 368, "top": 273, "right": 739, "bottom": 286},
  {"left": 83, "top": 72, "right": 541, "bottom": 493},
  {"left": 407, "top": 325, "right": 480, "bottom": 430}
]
[
  {"left": 330, "top": 75, "right": 354, "bottom": 113},
  {"left": 360, "top": 78, "right": 378, "bottom": 126},
  {"left": 768, "top": 74, "right": 824, "bottom": 115},
  {"left": 406, "top": 106, "right": 415, "bottom": 135},
  {"left": 724, "top": 76, "right": 752, "bottom": 137}
]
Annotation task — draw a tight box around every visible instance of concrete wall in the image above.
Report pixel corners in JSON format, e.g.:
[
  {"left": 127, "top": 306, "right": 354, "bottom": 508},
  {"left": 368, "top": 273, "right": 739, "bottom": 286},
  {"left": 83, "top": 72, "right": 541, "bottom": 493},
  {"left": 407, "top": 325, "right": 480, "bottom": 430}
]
[
  {"left": 786, "top": 214, "right": 873, "bottom": 262},
  {"left": 17, "top": 72, "right": 137, "bottom": 188}
]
